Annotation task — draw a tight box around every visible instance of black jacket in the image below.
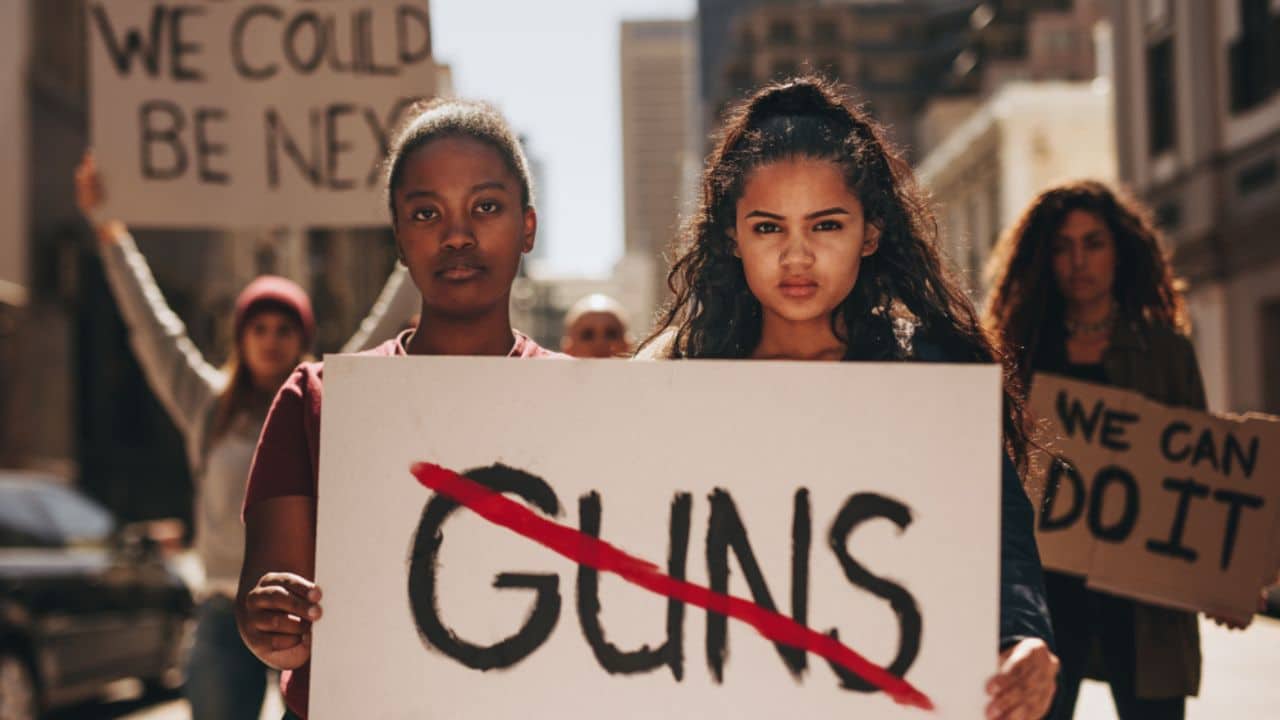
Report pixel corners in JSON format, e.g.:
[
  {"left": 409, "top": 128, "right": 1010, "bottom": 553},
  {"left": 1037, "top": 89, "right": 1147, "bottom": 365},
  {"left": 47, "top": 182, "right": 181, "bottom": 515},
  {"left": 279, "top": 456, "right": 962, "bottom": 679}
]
[{"left": 914, "top": 339, "right": 1054, "bottom": 652}]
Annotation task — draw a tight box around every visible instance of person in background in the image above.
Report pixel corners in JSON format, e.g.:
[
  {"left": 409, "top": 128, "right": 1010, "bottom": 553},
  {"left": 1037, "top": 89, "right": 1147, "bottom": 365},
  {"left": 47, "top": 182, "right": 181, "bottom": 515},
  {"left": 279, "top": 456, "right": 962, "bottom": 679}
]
[
  {"left": 561, "top": 293, "right": 630, "bottom": 358},
  {"left": 75, "top": 152, "right": 406, "bottom": 720},
  {"left": 984, "top": 179, "right": 1247, "bottom": 720}
]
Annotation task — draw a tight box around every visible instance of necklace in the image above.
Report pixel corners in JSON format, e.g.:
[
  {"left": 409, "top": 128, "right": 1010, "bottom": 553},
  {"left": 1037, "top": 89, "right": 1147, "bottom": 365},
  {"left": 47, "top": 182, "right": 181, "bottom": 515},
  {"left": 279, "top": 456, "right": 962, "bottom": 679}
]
[{"left": 1066, "top": 304, "right": 1115, "bottom": 337}]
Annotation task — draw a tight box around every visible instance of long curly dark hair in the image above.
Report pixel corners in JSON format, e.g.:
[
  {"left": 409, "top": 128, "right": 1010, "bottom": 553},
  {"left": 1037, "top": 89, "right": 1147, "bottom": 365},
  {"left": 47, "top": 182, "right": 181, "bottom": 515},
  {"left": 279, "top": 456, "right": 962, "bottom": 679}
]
[
  {"left": 984, "top": 179, "right": 1189, "bottom": 382},
  {"left": 643, "top": 76, "right": 1027, "bottom": 462}
]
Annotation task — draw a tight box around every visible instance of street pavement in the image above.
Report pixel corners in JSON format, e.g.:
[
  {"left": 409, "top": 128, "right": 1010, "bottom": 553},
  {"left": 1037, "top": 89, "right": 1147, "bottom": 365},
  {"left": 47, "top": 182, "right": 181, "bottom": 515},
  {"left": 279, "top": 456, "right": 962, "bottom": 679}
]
[
  {"left": 54, "top": 616, "right": 1279, "bottom": 719},
  {"left": 1075, "top": 615, "right": 1279, "bottom": 718},
  {"left": 46, "top": 681, "right": 281, "bottom": 720}
]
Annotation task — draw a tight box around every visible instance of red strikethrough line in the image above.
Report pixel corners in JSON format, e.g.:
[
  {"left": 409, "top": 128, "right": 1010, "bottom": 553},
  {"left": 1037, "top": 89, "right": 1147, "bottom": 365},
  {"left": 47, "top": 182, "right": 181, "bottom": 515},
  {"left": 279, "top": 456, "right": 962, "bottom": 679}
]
[{"left": 410, "top": 462, "right": 933, "bottom": 711}]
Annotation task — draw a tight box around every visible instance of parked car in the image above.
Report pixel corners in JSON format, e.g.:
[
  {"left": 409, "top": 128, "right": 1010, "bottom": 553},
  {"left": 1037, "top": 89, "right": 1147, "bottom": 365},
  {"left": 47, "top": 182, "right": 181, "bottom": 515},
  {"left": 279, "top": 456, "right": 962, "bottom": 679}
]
[{"left": 0, "top": 472, "right": 194, "bottom": 720}]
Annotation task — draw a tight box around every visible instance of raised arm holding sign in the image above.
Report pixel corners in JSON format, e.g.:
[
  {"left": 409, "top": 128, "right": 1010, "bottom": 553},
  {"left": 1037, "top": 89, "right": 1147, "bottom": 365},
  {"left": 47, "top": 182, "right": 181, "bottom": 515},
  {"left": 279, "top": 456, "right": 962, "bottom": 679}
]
[{"left": 87, "top": 0, "right": 439, "bottom": 228}]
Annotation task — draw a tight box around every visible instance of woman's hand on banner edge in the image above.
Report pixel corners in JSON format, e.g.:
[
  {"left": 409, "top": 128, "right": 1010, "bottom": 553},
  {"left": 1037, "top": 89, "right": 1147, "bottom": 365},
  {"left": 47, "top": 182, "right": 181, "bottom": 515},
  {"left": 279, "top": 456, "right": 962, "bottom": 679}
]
[
  {"left": 985, "top": 637, "right": 1058, "bottom": 720},
  {"left": 1207, "top": 610, "right": 1253, "bottom": 631},
  {"left": 240, "top": 571, "right": 323, "bottom": 670}
]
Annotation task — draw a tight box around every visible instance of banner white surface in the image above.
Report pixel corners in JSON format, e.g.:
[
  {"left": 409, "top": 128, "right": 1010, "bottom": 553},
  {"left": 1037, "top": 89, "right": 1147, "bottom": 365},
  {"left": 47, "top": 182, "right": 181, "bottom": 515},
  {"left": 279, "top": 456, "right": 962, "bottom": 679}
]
[{"left": 313, "top": 357, "right": 1003, "bottom": 718}]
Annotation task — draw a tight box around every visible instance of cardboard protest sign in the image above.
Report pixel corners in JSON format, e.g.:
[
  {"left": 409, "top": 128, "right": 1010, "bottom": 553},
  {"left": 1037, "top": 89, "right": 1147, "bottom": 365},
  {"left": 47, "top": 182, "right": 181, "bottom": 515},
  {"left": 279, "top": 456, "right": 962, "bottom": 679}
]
[
  {"left": 1028, "top": 373, "right": 1280, "bottom": 624},
  {"left": 87, "top": 1, "right": 439, "bottom": 228},
  {"left": 313, "top": 357, "right": 1004, "bottom": 719}
]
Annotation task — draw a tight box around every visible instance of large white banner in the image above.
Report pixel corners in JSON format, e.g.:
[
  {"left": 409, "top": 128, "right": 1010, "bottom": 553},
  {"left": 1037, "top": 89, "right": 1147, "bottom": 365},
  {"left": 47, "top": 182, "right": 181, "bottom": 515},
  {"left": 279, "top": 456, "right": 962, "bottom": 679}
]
[
  {"left": 314, "top": 358, "right": 1003, "bottom": 718},
  {"left": 87, "top": 1, "right": 438, "bottom": 228}
]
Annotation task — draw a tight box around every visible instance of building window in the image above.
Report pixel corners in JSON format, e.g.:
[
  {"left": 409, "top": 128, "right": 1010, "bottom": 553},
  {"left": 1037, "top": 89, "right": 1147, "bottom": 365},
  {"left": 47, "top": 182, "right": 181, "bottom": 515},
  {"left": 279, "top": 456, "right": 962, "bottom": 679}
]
[
  {"left": 1264, "top": 299, "right": 1280, "bottom": 414},
  {"left": 768, "top": 20, "right": 798, "bottom": 46},
  {"left": 1147, "top": 36, "right": 1176, "bottom": 155},
  {"left": 813, "top": 21, "right": 840, "bottom": 45},
  {"left": 772, "top": 58, "right": 800, "bottom": 79},
  {"left": 1236, "top": 155, "right": 1278, "bottom": 195},
  {"left": 727, "top": 64, "right": 753, "bottom": 94},
  {"left": 1229, "top": 0, "right": 1280, "bottom": 113},
  {"left": 1155, "top": 200, "right": 1183, "bottom": 230},
  {"left": 817, "top": 56, "right": 843, "bottom": 77}
]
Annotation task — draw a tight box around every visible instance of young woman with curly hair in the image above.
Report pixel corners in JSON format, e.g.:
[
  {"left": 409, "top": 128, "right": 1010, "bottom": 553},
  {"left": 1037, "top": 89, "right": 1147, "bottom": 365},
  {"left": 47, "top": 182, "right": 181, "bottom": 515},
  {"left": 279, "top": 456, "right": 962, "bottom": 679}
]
[
  {"left": 985, "top": 179, "right": 1227, "bottom": 720},
  {"left": 640, "top": 76, "right": 1058, "bottom": 720}
]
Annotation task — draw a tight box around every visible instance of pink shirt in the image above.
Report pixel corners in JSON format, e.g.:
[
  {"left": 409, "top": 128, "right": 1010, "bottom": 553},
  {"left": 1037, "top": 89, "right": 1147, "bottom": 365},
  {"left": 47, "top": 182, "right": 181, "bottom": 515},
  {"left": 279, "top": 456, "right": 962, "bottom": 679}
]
[{"left": 243, "top": 330, "right": 562, "bottom": 718}]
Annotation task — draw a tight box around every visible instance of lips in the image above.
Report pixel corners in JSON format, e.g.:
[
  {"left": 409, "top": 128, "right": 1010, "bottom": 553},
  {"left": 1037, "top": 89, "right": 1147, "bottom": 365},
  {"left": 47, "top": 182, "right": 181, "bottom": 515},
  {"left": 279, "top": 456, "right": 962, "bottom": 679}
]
[
  {"left": 435, "top": 259, "right": 486, "bottom": 281},
  {"left": 779, "top": 278, "right": 819, "bottom": 299}
]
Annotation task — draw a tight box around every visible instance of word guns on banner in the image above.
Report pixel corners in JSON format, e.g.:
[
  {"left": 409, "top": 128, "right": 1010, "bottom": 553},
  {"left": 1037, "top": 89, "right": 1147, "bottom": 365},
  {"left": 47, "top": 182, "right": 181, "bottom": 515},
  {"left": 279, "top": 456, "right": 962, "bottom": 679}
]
[
  {"left": 311, "top": 357, "right": 1004, "bottom": 719},
  {"left": 1028, "top": 373, "right": 1280, "bottom": 624},
  {"left": 87, "top": 1, "right": 440, "bottom": 228}
]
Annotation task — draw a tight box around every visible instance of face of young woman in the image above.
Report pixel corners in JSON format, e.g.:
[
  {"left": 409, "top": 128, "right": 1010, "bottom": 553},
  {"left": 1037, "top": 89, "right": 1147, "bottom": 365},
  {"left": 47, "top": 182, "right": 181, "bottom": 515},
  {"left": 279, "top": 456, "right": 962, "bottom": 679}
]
[
  {"left": 732, "top": 157, "right": 879, "bottom": 328},
  {"left": 240, "top": 310, "right": 304, "bottom": 386},
  {"left": 393, "top": 136, "right": 535, "bottom": 319},
  {"left": 563, "top": 312, "right": 628, "bottom": 358},
  {"left": 1050, "top": 209, "right": 1117, "bottom": 309}
]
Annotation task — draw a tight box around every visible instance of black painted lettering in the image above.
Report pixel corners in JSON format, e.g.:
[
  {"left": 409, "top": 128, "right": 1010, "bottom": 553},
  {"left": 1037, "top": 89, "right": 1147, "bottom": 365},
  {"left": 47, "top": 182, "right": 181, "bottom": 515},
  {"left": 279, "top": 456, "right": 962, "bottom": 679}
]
[
  {"left": 322, "top": 15, "right": 351, "bottom": 73},
  {"left": 1160, "top": 421, "right": 1192, "bottom": 463},
  {"left": 167, "top": 5, "right": 205, "bottom": 81},
  {"left": 826, "top": 493, "right": 921, "bottom": 692},
  {"left": 406, "top": 464, "right": 562, "bottom": 670},
  {"left": 363, "top": 97, "right": 419, "bottom": 186},
  {"left": 791, "top": 488, "right": 811, "bottom": 661},
  {"left": 359, "top": 9, "right": 399, "bottom": 76},
  {"left": 284, "top": 12, "right": 325, "bottom": 74},
  {"left": 1191, "top": 430, "right": 1220, "bottom": 472},
  {"left": 1213, "top": 489, "right": 1264, "bottom": 570},
  {"left": 705, "top": 488, "right": 807, "bottom": 682},
  {"left": 1145, "top": 477, "right": 1209, "bottom": 562},
  {"left": 1099, "top": 410, "right": 1139, "bottom": 451},
  {"left": 90, "top": 3, "right": 164, "bottom": 77},
  {"left": 1039, "top": 458, "right": 1085, "bottom": 531},
  {"left": 1056, "top": 391, "right": 1104, "bottom": 443},
  {"left": 193, "top": 107, "right": 228, "bottom": 184},
  {"left": 139, "top": 100, "right": 187, "bottom": 180},
  {"left": 231, "top": 5, "right": 282, "bottom": 80},
  {"left": 265, "top": 108, "right": 321, "bottom": 188},
  {"left": 1223, "top": 433, "right": 1259, "bottom": 480},
  {"left": 325, "top": 104, "right": 357, "bottom": 190},
  {"left": 1087, "top": 466, "right": 1139, "bottom": 542},
  {"left": 398, "top": 4, "right": 433, "bottom": 65},
  {"left": 576, "top": 492, "right": 690, "bottom": 679}
]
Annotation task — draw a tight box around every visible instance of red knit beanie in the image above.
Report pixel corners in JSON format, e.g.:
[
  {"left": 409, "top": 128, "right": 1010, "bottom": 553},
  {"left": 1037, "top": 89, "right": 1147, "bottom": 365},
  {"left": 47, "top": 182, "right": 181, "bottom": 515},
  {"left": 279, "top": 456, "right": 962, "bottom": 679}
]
[{"left": 233, "top": 276, "right": 315, "bottom": 348}]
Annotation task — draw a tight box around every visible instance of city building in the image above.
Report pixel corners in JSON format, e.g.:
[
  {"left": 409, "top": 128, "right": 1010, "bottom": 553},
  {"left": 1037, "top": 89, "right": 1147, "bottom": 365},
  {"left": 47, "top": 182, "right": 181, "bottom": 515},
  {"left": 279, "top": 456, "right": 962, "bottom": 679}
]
[
  {"left": 916, "top": 81, "right": 1117, "bottom": 297},
  {"left": 0, "top": 0, "right": 28, "bottom": 469},
  {"left": 1110, "top": 0, "right": 1280, "bottom": 415},
  {"left": 620, "top": 19, "right": 697, "bottom": 319},
  {"left": 712, "top": 0, "right": 974, "bottom": 155},
  {"left": 917, "top": 0, "right": 1106, "bottom": 156}
]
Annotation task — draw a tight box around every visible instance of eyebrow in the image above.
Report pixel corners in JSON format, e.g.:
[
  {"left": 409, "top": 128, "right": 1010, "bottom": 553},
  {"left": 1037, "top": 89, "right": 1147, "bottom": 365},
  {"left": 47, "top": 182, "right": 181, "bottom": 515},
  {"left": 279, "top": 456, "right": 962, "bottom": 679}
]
[
  {"left": 401, "top": 180, "right": 509, "bottom": 201},
  {"left": 743, "top": 207, "right": 852, "bottom": 221},
  {"left": 1055, "top": 229, "right": 1105, "bottom": 241}
]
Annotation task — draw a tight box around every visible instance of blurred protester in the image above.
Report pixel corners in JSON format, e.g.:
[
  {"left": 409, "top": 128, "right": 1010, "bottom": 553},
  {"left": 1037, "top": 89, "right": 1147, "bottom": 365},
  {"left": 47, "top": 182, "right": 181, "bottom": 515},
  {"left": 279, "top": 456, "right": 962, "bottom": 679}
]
[
  {"left": 985, "top": 179, "right": 1234, "bottom": 719},
  {"left": 561, "top": 293, "right": 630, "bottom": 358},
  {"left": 75, "top": 152, "right": 402, "bottom": 720}
]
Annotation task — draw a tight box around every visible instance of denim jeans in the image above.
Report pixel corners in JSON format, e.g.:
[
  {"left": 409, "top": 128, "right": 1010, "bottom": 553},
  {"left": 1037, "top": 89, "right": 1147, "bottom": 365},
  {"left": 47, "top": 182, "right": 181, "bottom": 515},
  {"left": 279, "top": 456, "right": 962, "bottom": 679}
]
[{"left": 185, "top": 595, "right": 268, "bottom": 720}]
